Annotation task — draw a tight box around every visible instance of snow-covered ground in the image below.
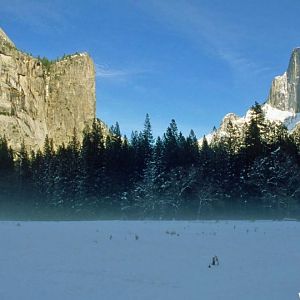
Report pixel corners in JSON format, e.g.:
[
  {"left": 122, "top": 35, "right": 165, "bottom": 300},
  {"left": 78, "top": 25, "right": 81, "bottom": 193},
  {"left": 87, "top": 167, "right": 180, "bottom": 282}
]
[{"left": 1, "top": 220, "right": 299, "bottom": 300}]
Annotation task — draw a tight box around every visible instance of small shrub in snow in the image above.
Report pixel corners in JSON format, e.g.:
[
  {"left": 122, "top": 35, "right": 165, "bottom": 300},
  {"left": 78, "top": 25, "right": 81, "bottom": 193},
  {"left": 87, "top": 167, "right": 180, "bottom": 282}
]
[
  {"left": 166, "top": 230, "right": 177, "bottom": 236},
  {"left": 208, "top": 256, "right": 220, "bottom": 268}
]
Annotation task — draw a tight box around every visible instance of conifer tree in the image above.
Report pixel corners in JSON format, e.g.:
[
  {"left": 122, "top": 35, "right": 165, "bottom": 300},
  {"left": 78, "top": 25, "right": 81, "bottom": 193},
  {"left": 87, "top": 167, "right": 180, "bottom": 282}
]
[
  {"left": 223, "top": 120, "right": 239, "bottom": 154},
  {"left": 142, "top": 113, "right": 154, "bottom": 162},
  {"left": 199, "top": 135, "right": 213, "bottom": 172},
  {"left": 186, "top": 129, "right": 199, "bottom": 165},
  {"left": 81, "top": 120, "right": 105, "bottom": 204},
  {"left": 0, "top": 136, "right": 14, "bottom": 172},
  {"left": 162, "top": 119, "right": 180, "bottom": 170},
  {"left": 16, "top": 140, "right": 32, "bottom": 201},
  {"left": 0, "top": 136, "right": 14, "bottom": 203},
  {"left": 242, "top": 118, "right": 263, "bottom": 164}
]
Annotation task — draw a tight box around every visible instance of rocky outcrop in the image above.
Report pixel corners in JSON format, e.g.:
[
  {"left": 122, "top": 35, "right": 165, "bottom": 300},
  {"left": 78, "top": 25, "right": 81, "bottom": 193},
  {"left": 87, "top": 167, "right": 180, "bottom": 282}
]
[
  {"left": 219, "top": 113, "right": 240, "bottom": 132},
  {"left": 0, "top": 28, "right": 95, "bottom": 151},
  {"left": 200, "top": 48, "right": 300, "bottom": 145},
  {"left": 267, "top": 48, "right": 300, "bottom": 113}
]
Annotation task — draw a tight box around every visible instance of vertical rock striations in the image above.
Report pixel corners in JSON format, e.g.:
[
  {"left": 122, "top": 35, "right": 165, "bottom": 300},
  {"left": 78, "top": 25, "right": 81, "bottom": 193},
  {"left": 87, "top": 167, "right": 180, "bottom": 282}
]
[
  {"left": 45, "top": 53, "right": 95, "bottom": 147},
  {"left": 267, "top": 48, "right": 300, "bottom": 113},
  {"left": 0, "top": 28, "right": 95, "bottom": 151}
]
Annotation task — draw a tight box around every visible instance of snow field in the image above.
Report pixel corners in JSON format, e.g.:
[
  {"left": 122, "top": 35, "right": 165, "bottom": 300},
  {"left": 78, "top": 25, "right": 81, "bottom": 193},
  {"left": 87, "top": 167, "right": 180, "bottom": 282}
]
[{"left": 0, "top": 220, "right": 299, "bottom": 300}]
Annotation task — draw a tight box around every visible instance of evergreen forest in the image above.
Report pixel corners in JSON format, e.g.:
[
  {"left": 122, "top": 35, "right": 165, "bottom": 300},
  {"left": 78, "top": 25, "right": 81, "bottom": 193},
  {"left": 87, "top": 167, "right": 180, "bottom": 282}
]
[{"left": 1, "top": 103, "right": 300, "bottom": 220}]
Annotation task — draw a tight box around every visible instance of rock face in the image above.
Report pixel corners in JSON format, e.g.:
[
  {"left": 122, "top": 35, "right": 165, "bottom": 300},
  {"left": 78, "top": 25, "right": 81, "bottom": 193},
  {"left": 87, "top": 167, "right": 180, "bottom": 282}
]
[
  {"left": 0, "top": 28, "right": 95, "bottom": 151},
  {"left": 200, "top": 48, "right": 300, "bottom": 145},
  {"left": 220, "top": 113, "right": 240, "bottom": 132},
  {"left": 267, "top": 48, "right": 300, "bottom": 113}
]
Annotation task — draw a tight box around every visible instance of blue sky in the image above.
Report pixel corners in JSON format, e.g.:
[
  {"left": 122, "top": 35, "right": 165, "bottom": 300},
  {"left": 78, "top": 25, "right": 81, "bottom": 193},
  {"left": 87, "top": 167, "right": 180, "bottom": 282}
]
[{"left": 1, "top": 0, "right": 300, "bottom": 138}]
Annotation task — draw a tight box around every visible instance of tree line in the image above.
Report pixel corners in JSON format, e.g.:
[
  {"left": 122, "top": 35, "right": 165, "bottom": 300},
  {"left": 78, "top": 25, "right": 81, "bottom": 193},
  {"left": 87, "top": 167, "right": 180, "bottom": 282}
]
[{"left": 1, "top": 103, "right": 300, "bottom": 219}]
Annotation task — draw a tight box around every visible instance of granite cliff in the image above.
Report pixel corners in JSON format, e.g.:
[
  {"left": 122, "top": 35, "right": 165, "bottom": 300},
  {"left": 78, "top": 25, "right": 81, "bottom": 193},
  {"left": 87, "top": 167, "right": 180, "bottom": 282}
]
[
  {"left": 267, "top": 48, "right": 300, "bottom": 113},
  {"left": 0, "top": 28, "right": 95, "bottom": 151}
]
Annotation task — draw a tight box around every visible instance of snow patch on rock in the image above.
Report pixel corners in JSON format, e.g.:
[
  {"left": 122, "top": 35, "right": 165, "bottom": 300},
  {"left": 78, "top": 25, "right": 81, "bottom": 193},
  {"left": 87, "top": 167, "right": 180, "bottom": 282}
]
[{"left": 263, "top": 103, "right": 300, "bottom": 130}]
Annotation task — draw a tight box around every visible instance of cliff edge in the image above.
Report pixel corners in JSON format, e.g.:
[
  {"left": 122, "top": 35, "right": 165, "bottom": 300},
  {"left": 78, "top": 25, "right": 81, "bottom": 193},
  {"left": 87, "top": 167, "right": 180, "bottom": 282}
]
[
  {"left": 267, "top": 48, "right": 300, "bottom": 113},
  {"left": 0, "top": 28, "right": 96, "bottom": 151}
]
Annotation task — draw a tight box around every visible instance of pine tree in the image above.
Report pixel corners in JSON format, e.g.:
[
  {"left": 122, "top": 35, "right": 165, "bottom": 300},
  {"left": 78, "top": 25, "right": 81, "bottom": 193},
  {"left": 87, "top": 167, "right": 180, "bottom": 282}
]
[
  {"left": 162, "top": 119, "right": 180, "bottom": 170},
  {"left": 222, "top": 120, "right": 239, "bottom": 154},
  {"left": 199, "top": 135, "right": 213, "bottom": 172},
  {"left": 18, "top": 141, "right": 30, "bottom": 177},
  {"left": 104, "top": 122, "right": 127, "bottom": 204},
  {"left": 43, "top": 135, "right": 54, "bottom": 159},
  {"left": 187, "top": 129, "right": 199, "bottom": 162},
  {"left": 291, "top": 125, "right": 300, "bottom": 152},
  {"left": 250, "top": 102, "right": 265, "bottom": 125},
  {"left": 242, "top": 118, "right": 263, "bottom": 164},
  {"left": 142, "top": 113, "right": 154, "bottom": 162},
  {"left": 153, "top": 136, "right": 164, "bottom": 180},
  {"left": 0, "top": 136, "right": 15, "bottom": 203},
  {"left": 81, "top": 120, "right": 105, "bottom": 206},
  {"left": 16, "top": 140, "right": 33, "bottom": 202},
  {"left": 51, "top": 129, "right": 82, "bottom": 210},
  {"left": 0, "top": 136, "right": 14, "bottom": 172}
]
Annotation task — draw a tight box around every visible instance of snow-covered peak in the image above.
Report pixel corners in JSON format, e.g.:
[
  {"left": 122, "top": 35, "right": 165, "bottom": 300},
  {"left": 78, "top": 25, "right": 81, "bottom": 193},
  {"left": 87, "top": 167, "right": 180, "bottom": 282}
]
[
  {"left": 198, "top": 48, "right": 300, "bottom": 145},
  {"left": 198, "top": 103, "right": 300, "bottom": 146}
]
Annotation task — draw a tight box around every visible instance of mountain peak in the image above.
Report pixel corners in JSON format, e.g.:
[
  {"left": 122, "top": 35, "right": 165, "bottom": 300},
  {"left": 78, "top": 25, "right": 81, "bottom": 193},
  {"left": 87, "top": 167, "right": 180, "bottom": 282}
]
[
  {"left": 292, "top": 47, "right": 300, "bottom": 54},
  {"left": 267, "top": 48, "right": 300, "bottom": 113},
  {"left": 200, "top": 47, "right": 300, "bottom": 145}
]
